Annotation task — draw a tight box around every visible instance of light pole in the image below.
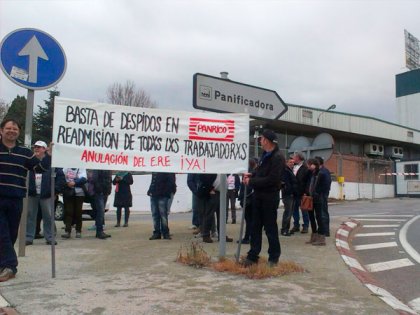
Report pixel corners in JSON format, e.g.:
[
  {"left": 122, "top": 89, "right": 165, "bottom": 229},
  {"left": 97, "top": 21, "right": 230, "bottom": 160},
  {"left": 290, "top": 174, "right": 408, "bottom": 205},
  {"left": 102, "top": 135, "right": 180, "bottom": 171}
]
[{"left": 317, "top": 104, "right": 336, "bottom": 124}]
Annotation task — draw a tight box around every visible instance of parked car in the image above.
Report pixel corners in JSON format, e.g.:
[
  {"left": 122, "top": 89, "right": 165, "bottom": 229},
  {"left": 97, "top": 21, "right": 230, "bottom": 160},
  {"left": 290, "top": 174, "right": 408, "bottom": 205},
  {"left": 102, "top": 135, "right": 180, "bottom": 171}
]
[{"left": 54, "top": 195, "right": 110, "bottom": 220}]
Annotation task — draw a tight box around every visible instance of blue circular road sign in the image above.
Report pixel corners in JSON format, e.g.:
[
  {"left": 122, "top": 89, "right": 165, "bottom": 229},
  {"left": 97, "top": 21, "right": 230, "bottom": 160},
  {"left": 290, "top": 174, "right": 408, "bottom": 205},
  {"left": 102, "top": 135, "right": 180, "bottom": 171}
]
[{"left": 0, "top": 28, "right": 66, "bottom": 90}]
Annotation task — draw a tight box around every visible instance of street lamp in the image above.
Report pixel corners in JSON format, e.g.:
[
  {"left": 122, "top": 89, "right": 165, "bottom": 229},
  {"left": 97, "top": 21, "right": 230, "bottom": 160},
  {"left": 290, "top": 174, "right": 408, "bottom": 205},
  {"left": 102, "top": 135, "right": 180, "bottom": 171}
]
[{"left": 317, "top": 104, "right": 336, "bottom": 124}]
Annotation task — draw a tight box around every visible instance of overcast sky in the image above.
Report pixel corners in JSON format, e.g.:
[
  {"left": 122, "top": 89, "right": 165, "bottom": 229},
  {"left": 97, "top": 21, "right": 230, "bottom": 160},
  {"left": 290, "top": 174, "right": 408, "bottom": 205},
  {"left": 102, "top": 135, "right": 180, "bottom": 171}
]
[{"left": 1, "top": 0, "right": 419, "bottom": 123}]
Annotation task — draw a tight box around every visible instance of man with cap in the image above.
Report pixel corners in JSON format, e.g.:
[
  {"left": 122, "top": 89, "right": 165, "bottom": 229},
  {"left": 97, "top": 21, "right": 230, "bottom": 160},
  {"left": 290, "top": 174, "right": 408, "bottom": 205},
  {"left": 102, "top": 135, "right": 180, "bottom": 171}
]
[
  {"left": 242, "top": 129, "right": 285, "bottom": 267},
  {"left": 0, "top": 119, "right": 50, "bottom": 282},
  {"left": 26, "top": 140, "right": 57, "bottom": 246}
]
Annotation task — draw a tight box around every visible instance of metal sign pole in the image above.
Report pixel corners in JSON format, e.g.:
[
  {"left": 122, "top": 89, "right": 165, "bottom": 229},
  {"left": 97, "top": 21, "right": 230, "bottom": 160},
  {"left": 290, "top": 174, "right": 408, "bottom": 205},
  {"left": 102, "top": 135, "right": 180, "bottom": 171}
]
[
  {"left": 219, "top": 174, "right": 227, "bottom": 258},
  {"left": 18, "top": 88, "right": 35, "bottom": 257},
  {"left": 235, "top": 184, "right": 247, "bottom": 263},
  {"left": 50, "top": 167, "right": 56, "bottom": 278}
]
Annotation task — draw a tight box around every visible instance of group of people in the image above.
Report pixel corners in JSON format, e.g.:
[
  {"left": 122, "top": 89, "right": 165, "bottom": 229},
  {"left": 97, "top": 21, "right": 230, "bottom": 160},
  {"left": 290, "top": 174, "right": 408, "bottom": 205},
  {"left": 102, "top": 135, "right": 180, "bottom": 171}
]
[
  {"left": 186, "top": 129, "right": 332, "bottom": 267},
  {"left": 0, "top": 116, "right": 329, "bottom": 283}
]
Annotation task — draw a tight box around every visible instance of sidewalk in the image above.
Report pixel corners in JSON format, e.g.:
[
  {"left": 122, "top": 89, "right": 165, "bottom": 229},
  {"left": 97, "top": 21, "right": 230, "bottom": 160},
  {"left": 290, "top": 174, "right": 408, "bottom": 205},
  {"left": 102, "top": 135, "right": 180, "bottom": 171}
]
[{"left": 0, "top": 212, "right": 395, "bottom": 315}]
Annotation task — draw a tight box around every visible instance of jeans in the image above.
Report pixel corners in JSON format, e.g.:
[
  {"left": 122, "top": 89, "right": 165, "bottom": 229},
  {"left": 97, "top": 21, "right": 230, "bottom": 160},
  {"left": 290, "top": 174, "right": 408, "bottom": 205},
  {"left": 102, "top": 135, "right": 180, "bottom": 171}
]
[
  {"left": 247, "top": 193, "right": 281, "bottom": 263},
  {"left": 27, "top": 195, "right": 55, "bottom": 242},
  {"left": 150, "top": 196, "right": 170, "bottom": 237},
  {"left": 292, "top": 196, "right": 309, "bottom": 228},
  {"left": 94, "top": 193, "right": 106, "bottom": 234},
  {"left": 321, "top": 194, "right": 330, "bottom": 235},
  {"left": 281, "top": 195, "right": 294, "bottom": 232},
  {"left": 0, "top": 197, "right": 23, "bottom": 273}
]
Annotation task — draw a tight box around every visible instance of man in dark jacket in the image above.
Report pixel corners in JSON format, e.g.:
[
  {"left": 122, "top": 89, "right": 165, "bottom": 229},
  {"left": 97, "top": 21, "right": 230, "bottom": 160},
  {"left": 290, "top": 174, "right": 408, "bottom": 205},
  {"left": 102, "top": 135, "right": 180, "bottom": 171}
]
[
  {"left": 291, "top": 152, "right": 311, "bottom": 234},
  {"left": 315, "top": 156, "right": 332, "bottom": 236},
  {"left": 92, "top": 169, "right": 112, "bottom": 239},
  {"left": 243, "top": 129, "right": 285, "bottom": 267},
  {"left": 280, "top": 157, "right": 298, "bottom": 236},
  {"left": 147, "top": 172, "right": 176, "bottom": 240},
  {"left": 26, "top": 141, "right": 57, "bottom": 246}
]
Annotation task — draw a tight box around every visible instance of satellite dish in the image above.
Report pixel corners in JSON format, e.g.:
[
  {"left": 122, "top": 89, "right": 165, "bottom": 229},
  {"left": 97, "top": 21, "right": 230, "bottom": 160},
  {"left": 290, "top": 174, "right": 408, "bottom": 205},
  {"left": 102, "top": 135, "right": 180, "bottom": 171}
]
[
  {"left": 310, "top": 133, "right": 334, "bottom": 161},
  {"left": 288, "top": 136, "right": 311, "bottom": 159}
]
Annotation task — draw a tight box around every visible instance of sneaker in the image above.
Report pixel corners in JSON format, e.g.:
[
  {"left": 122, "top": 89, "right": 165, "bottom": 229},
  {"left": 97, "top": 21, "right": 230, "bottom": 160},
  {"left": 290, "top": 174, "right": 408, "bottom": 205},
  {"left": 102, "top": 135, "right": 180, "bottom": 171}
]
[
  {"left": 25, "top": 240, "right": 33, "bottom": 246},
  {"left": 202, "top": 236, "right": 213, "bottom": 243},
  {"left": 163, "top": 235, "right": 172, "bottom": 240},
  {"left": 87, "top": 225, "right": 96, "bottom": 231},
  {"left": 301, "top": 227, "right": 309, "bottom": 234},
  {"left": 46, "top": 240, "right": 58, "bottom": 245},
  {"left": 211, "top": 232, "right": 218, "bottom": 238},
  {"left": 61, "top": 232, "right": 71, "bottom": 239},
  {"left": 189, "top": 225, "right": 197, "bottom": 230},
  {"left": 192, "top": 228, "right": 200, "bottom": 235},
  {"left": 0, "top": 268, "right": 15, "bottom": 282},
  {"left": 149, "top": 234, "right": 161, "bottom": 240},
  {"left": 115, "top": 223, "right": 121, "bottom": 227},
  {"left": 123, "top": 223, "right": 128, "bottom": 227},
  {"left": 34, "top": 234, "right": 43, "bottom": 239},
  {"left": 194, "top": 232, "right": 202, "bottom": 238},
  {"left": 75, "top": 232, "right": 82, "bottom": 239},
  {"left": 267, "top": 260, "right": 278, "bottom": 267},
  {"left": 223, "top": 236, "right": 233, "bottom": 243},
  {"left": 281, "top": 231, "right": 292, "bottom": 236}
]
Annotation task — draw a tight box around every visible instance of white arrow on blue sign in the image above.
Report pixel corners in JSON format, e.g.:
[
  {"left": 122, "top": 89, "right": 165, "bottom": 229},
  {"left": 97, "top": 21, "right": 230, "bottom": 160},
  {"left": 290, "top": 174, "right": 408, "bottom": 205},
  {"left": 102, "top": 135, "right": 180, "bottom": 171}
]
[{"left": 0, "top": 28, "right": 66, "bottom": 90}]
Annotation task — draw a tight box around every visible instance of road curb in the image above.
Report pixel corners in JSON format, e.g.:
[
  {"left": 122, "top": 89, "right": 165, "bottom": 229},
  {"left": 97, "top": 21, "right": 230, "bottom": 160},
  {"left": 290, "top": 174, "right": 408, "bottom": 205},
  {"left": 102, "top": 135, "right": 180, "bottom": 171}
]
[{"left": 336, "top": 219, "right": 418, "bottom": 315}]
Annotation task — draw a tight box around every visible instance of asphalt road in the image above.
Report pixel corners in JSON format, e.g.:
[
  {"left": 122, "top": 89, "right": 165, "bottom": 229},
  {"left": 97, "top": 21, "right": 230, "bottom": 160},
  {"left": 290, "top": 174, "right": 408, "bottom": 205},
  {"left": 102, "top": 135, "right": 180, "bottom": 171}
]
[{"left": 330, "top": 198, "right": 420, "bottom": 313}]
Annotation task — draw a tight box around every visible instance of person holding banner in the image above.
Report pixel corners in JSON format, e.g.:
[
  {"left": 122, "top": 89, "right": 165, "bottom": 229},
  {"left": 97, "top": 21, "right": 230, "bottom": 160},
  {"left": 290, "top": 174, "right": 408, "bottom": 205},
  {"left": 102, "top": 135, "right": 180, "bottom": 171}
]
[
  {"left": 58, "top": 168, "right": 87, "bottom": 239},
  {"left": 147, "top": 172, "right": 176, "bottom": 240},
  {"left": 0, "top": 118, "right": 50, "bottom": 282},
  {"left": 26, "top": 140, "right": 57, "bottom": 246},
  {"left": 242, "top": 129, "right": 285, "bottom": 267}
]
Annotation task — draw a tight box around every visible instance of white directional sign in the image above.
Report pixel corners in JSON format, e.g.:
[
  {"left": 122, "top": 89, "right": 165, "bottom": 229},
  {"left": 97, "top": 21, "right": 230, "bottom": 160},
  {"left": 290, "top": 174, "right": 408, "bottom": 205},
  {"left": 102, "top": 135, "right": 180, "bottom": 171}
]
[
  {"left": 193, "top": 73, "right": 288, "bottom": 120},
  {"left": 0, "top": 28, "right": 66, "bottom": 90}
]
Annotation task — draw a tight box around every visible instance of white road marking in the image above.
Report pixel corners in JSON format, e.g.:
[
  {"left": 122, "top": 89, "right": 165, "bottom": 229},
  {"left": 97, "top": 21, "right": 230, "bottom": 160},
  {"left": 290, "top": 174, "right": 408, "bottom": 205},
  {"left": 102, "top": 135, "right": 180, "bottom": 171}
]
[
  {"left": 363, "top": 224, "right": 400, "bottom": 228},
  {"left": 358, "top": 218, "right": 406, "bottom": 221},
  {"left": 365, "top": 258, "right": 415, "bottom": 272},
  {"left": 337, "top": 229, "right": 349, "bottom": 237},
  {"left": 399, "top": 215, "right": 420, "bottom": 264},
  {"left": 408, "top": 297, "right": 420, "bottom": 313},
  {"left": 365, "top": 284, "right": 417, "bottom": 314},
  {"left": 355, "top": 232, "right": 395, "bottom": 237},
  {"left": 341, "top": 254, "right": 365, "bottom": 271},
  {"left": 352, "top": 215, "right": 414, "bottom": 217},
  {"left": 345, "top": 221, "right": 357, "bottom": 228},
  {"left": 336, "top": 238, "right": 350, "bottom": 250},
  {"left": 0, "top": 294, "right": 10, "bottom": 307},
  {"left": 354, "top": 242, "right": 398, "bottom": 250}
]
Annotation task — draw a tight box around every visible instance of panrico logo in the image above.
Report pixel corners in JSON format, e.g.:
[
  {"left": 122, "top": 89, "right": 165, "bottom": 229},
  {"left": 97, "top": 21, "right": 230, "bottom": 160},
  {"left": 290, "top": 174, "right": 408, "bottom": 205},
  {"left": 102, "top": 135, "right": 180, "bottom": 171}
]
[{"left": 189, "top": 118, "right": 235, "bottom": 142}]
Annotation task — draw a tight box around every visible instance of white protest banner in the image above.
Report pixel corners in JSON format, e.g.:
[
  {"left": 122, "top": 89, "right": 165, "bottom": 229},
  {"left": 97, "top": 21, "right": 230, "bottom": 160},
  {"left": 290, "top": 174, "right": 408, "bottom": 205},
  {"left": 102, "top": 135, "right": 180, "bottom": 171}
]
[{"left": 51, "top": 97, "right": 249, "bottom": 173}]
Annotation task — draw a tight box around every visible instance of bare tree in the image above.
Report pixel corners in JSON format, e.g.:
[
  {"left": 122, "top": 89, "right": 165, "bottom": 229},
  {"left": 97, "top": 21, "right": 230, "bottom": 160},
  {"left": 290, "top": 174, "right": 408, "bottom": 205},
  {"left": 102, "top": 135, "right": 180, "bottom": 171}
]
[
  {"left": 106, "top": 80, "right": 157, "bottom": 108},
  {"left": 0, "top": 99, "right": 10, "bottom": 122}
]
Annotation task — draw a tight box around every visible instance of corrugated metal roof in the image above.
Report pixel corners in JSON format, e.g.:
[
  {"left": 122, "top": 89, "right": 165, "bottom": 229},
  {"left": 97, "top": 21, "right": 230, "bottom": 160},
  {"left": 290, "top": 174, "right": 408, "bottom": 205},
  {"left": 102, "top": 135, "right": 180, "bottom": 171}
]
[{"left": 280, "top": 103, "right": 420, "bottom": 145}]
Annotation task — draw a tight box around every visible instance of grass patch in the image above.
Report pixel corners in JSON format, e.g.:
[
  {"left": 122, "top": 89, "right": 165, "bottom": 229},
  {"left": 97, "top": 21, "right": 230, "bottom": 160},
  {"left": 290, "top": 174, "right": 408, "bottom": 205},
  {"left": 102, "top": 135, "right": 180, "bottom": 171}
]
[{"left": 177, "top": 242, "right": 305, "bottom": 279}]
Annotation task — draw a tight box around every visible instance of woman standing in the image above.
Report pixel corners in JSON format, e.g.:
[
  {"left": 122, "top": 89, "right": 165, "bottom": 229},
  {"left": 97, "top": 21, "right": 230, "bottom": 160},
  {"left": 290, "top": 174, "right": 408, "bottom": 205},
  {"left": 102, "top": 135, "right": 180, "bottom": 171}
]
[
  {"left": 306, "top": 159, "right": 326, "bottom": 246},
  {"left": 113, "top": 172, "right": 133, "bottom": 227},
  {"left": 58, "top": 168, "right": 87, "bottom": 239}
]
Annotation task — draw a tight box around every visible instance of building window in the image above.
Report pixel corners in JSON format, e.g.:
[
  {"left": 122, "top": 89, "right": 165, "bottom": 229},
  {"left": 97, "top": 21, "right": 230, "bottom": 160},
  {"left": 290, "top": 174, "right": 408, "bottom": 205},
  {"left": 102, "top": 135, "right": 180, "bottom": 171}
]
[
  {"left": 407, "top": 131, "right": 414, "bottom": 138},
  {"left": 404, "top": 164, "right": 419, "bottom": 180}
]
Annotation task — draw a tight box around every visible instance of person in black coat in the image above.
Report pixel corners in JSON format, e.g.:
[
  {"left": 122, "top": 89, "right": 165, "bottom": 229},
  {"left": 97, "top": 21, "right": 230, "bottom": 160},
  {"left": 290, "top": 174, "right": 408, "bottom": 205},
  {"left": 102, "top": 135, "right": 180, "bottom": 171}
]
[
  {"left": 243, "top": 130, "right": 285, "bottom": 267},
  {"left": 113, "top": 172, "right": 133, "bottom": 227},
  {"left": 147, "top": 172, "right": 176, "bottom": 240}
]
